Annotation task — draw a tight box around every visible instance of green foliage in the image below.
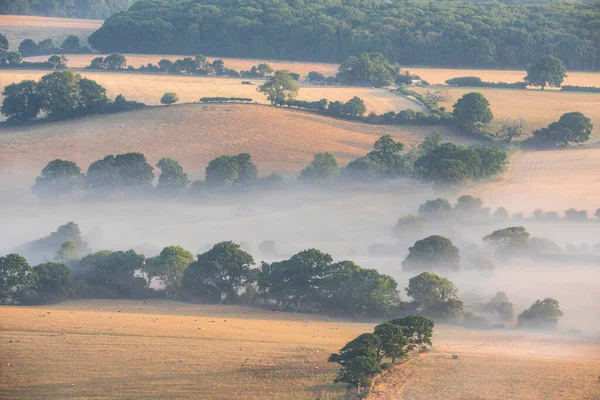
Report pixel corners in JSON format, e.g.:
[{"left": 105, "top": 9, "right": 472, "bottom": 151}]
[
  {"left": 452, "top": 92, "right": 493, "bottom": 131},
  {"left": 258, "top": 70, "right": 299, "bottom": 105},
  {"left": 47, "top": 55, "right": 68, "bottom": 69},
  {"left": 16, "top": 222, "right": 89, "bottom": 265},
  {"left": 0, "top": 254, "right": 36, "bottom": 303},
  {"left": 78, "top": 250, "right": 146, "bottom": 298},
  {"left": 88, "top": 0, "right": 600, "bottom": 71},
  {"left": 0, "top": 33, "right": 8, "bottom": 52},
  {"left": 402, "top": 235, "right": 460, "bottom": 272},
  {"left": 26, "top": 262, "right": 74, "bottom": 304},
  {"left": 488, "top": 292, "right": 514, "bottom": 322},
  {"left": 0, "top": 0, "right": 138, "bottom": 19},
  {"left": 182, "top": 241, "right": 255, "bottom": 303},
  {"left": 524, "top": 55, "right": 567, "bottom": 90},
  {"left": 160, "top": 92, "right": 179, "bottom": 105},
  {"left": 392, "top": 215, "right": 426, "bottom": 240},
  {"left": 329, "top": 333, "right": 381, "bottom": 364},
  {"left": 345, "top": 135, "right": 407, "bottom": 180},
  {"left": 145, "top": 246, "right": 194, "bottom": 298},
  {"left": 4, "top": 51, "right": 23, "bottom": 65},
  {"left": 483, "top": 226, "right": 530, "bottom": 253},
  {"left": 78, "top": 78, "right": 108, "bottom": 109},
  {"left": 333, "top": 355, "right": 381, "bottom": 394},
  {"left": 406, "top": 272, "right": 463, "bottom": 319},
  {"left": 156, "top": 158, "right": 189, "bottom": 192},
  {"left": 517, "top": 298, "right": 563, "bottom": 329},
  {"left": 104, "top": 53, "right": 127, "bottom": 70},
  {"left": 298, "top": 152, "right": 339, "bottom": 183},
  {"left": 418, "top": 198, "right": 452, "bottom": 218},
  {"left": 373, "top": 323, "right": 408, "bottom": 363},
  {"left": 338, "top": 53, "right": 397, "bottom": 87},
  {"left": 35, "top": 71, "right": 95, "bottom": 118},
  {"left": 1, "top": 80, "right": 41, "bottom": 121},
  {"left": 307, "top": 71, "right": 326, "bottom": 82},
  {"left": 18, "top": 39, "right": 38, "bottom": 57},
  {"left": 389, "top": 315, "right": 434, "bottom": 351},
  {"left": 532, "top": 112, "right": 593, "bottom": 146},
  {"left": 445, "top": 76, "right": 526, "bottom": 89},
  {"left": 55, "top": 240, "right": 78, "bottom": 264},
  {"left": 85, "top": 153, "right": 155, "bottom": 192},
  {"left": 61, "top": 35, "right": 81, "bottom": 53},
  {"left": 205, "top": 153, "right": 258, "bottom": 189}
]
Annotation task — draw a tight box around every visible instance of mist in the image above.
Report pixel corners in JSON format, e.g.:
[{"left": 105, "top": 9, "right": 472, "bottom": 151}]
[{"left": 1, "top": 179, "right": 599, "bottom": 335}]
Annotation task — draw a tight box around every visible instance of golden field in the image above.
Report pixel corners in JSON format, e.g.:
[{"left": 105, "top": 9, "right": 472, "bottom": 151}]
[
  {"left": 1, "top": 300, "right": 599, "bottom": 400},
  {"left": 0, "top": 70, "right": 422, "bottom": 115},
  {"left": 412, "top": 86, "right": 600, "bottom": 141},
  {"left": 0, "top": 15, "right": 101, "bottom": 50},
  {"left": 0, "top": 103, "right": 462, "bottom": 181}
]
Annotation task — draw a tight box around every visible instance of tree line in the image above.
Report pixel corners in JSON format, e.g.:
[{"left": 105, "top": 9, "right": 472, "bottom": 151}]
[
  {"left": 0, "top": 0, "right": 138, "bottom": 19},
  {"left": 88, "top": 0, "right": 600, "bottom": 70}
]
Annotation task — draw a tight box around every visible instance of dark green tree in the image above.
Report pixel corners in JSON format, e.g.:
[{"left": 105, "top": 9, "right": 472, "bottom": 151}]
[
  {"left": 156, "top": 158, "right": 190, "bottom": 191},
  {"left": 298, "top": 152, "right": 339, "bottom": 182},
  {"left": 61, "top": 35, "right": 80, "bottom": 53},
  {"left": 205, "top": 155, "right": 239, "bottom": 189},
  {"left": 5, "top": 51, "right": 22, "bottom": 64},
  {"left": 160, "top": 92, "right": 179, "bottom": 105},
  {"left": 18, "top": 39, "right": 38, "bottom": 57},
  {"left": 402, "top": 235, "right": 460, "bottom": 272},
  {"left": 158, "top": 59, "right": 173, "bottom": 73},
  {"left": 517, "top": 298, "right": 563, "bottom": 329},
  {"left": 78, "top": 78, "right": 108, "bottom": 110},
  {"left": 31, "top": 159, "right": 83, "bottom": 198},
  {"left": 103, "top": 53, "right": 126, "bottom": 70},
  {"left": 36, "top": 70, "right": 81, "bottom": 118},
  {"left": 389, "top": 315, "right": 435, "bottom": 351},
  {"left": 532, "top": 112, "right": 593, "bottom": 146},
  {"left": 145, "top": 246, "right": 194, "bottom": 298},
  {"left": 0, "top": 254, "right": 36, "bottom": 303},
  {"left": 337, "top": 53, "right": 397, "bottom": 87},
  {"left": 524, "top": 56, "right": 567, "bottom": 90},
  {"left": 78, "top": 250, "right": 146, "bottom": 298},
  {"left": 483, "top": 226, "right": 530, "bottom": 255},
  {"left": 0, "top": 33, "right": 8, "bottom": 52},
  {"left": 232, "top": 153, "right": 258, "bottom": 184},
  {"left": 28, "top": 262, "right": 74, "bottom": 304},
  {"left": 406, "top": 272, "right": 463, "bottom": 318},
  {"left": 342, "top": 96, "right": 367, "bottom": 117},
  {"left": 1, "top": 80, "right": 41, "bottom": 122},
  {"left": 452, "top": 92, "right": 493, "bottom": 131},
  {"left": 258, "top": 70, "right": 299, "bottom": 105},
  {"left": 373, "top": 322, "right": 408, "bottom": 364}
]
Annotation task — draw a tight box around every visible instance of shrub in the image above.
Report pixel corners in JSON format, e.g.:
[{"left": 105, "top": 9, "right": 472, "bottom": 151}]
[{"left": 161, "top": 92, "right": 179, "bottom": 105}]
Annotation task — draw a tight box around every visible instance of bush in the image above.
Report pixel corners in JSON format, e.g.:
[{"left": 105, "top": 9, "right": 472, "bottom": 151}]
[
  {"left": 199, "top": 97, "right": 252, "bottom": 103},
  {"left": 560, "top": 85, "right": 600, "bottom": 93},
  {"left": 161, "top": 92, "right": 179, "bottom": 105},
  {"left": 445, "top": 76, "right": 527, "bottom": 89}
]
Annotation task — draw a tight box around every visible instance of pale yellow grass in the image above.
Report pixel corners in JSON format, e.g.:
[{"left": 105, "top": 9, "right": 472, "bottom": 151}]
[
  {"left": 0, "top": 15, "right": 102, "bottom": 50},
  {"left": 412, "top": 86, "right": 600, "bottom": 140},
  {"left": 2, "top": 300, "right": 598, "bottom": 400},
  {"left": 466, "top": 147, "right": 600, "bottom": 213},
  {"left": 0, "top": 103, "right": 462, "bottom": 182},
  {"left": 0, "top": 70, "right": 422, "bottom": 115}
]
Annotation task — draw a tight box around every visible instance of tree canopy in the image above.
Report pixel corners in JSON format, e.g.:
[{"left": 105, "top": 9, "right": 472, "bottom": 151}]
[
  {"left": 258, "top": 71, "right": 299, "bottom": 105},
  {"left": 532, "top": 112, "right": 593, "bottom": 146},
  {"left": 31, "top": 159, "right": 83, "bottom": 198},
  {"left": 452, "top": 92, "right": 493, "bottom": 132},
  {"left": 88, "top": 0, "right": 600, "bottom": 70},
  {"left": 517, "top": 298, "right": 563, "bottom": 329},
  {"left": 402, "top": 235, "right": 460, "bottom": 272},
  {"left": 0, "top": 0, "right": 138, "bottom": 19}
]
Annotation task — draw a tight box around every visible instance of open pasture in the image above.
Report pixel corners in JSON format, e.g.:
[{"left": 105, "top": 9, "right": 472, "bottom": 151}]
[
  {"left": 0, "top": 103, "right": 460, "bottom": 185},
  {"left": 0, "top": 15, "right": 102, "bottom": 50},
  {"left": 413, "top": 86, "right": 600, "bottom": 141},
  {"left": 0, "top": 70, "right": 422, "bottom": 115},
  {"left": 2, "top": 300, "right": 598, "bottom": 400}
]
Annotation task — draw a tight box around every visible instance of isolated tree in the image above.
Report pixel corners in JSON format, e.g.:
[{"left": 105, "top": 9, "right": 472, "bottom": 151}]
[
  {"left": 483, "top": 226, "right": 529, "bottom": 252},
  {"left": 533, "top": 112, "right": 593, "bottom": 146},
  {"left": 402, "top": 235, "right": 460, "bottom": 272},
  {"left": 1, "top": 80, "right": 41, "bottom": 122},
  {"left": 0, "top": 254, "right": 36, "bottom": 303},
  {"left": 298, "top": 152, "right": 339, "bottom": 182},
  {"left": 393, "top": 215, "right": 426, "bottom": 240},
  {"left": 18, "top": 39, "right": 38, "bottom": 57},
  {"left": 0, "top": 33, "right": 8, "bottom": 52},
  {"left": 496, "top": 118, "right": 524, "bottom": 143},
  {"left": 61, "top": 35, "right": 81, "bottom": 53},
  {"left": 389, "top": 315, "right": 434, "bottom": 351},
  {"left": 258, "top": 70, "right": 299, "bottom": 105},
  {"left": 454, "top": 195, "right": 483, "bottom": 213},
  {"left": 453, "top": 92, "right": 493, "bottom": 131},
  {"left": 103, "top": 53, "right": 127, "bottom": 70},
  {"left": 373, "top": 322, "right": 408, "bottom": 364},
  {"left": 156, "top": 158, "right": 189, "bottom": 191},
  {"left": 146, "top": 246, "right": 194, "bottom": 298},
  {"left": 28, "top": 262, "right": 74, "bottom": 304},
  {"left": 47, "top": 55, "right": 68, "bottom": 69},
  {"left": 182, "top": 241, "right": 255, "bottom": 303},
  {"left": 517, "top": 298, "right": 563, "bottom": 329},
  {"left": 524, "top": 56, "right": 567, "bottom": 90},
  {"left": 55, "top": 240, "right": 78, "bottom": 264},
  {"left": 161, "top": 92, "right": 179, "bottom": 105},
  {"left": 307, "top": 71, "right": 326, "bottom": 82},
  {"left": 424, "top": 89, "right": 450, "bottom": 103},
  {"left": 31, "top": 159, "right": 83, "bottom": 198}
]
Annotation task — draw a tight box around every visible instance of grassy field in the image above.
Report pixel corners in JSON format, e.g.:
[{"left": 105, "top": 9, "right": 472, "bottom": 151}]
[
  {"left": 412, "top": 86, "right": 600, "bottom": 141},
  {"left": 466, "top": 147, "right": 600, "bottom": 213},
  {"left": 1, "top": 300, "right": 598, "bottom": 400},
  {"left": 0, "top": 70, "right": 422, "bottom": 115},
  {"left": 0, "top": 103, "right": 462, "bottom": 183},
  {"left": 24, "top": 54, "right": 600, "bottom": 87},
  {"left": 0, "top": 16, "right": 102, "bottom": 50}
]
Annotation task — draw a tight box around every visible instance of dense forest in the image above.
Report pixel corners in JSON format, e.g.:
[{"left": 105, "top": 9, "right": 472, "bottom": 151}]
[
  {"left": 87, "top": 0, "right": 600, "bottom": 70},
  {"left": 0, "top": 0, "right": 137, "bottom": 19}
]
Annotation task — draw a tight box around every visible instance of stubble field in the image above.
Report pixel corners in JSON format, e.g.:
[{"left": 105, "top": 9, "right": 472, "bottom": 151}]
[{"left": 1, "top": 300, "right": 598, "bottom": 400}]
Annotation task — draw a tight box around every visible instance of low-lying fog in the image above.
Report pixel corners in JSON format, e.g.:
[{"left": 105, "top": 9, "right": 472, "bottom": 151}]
[{"left": 2, "top": 182, "right": 599, "bottom": 335}]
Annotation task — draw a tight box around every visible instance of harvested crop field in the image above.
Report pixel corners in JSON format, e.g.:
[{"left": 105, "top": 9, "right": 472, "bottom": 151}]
[
  {"left": 0, "top": 103, "right": 461, "bottom": 184},
  {"left": 0, "top": 16, "right": 102, "bottom": 50},
  {"left": 2, "top": 300, "right": 598, "bottom": 400},
  {"left": 413, "top": 86, "right": 600, "bottom": 141},
  {"left": 0, "top": 70, "right": 423, "bottom": 115},
  {"left": 466, "top": 147, "right": 600, "bottom": 213}
]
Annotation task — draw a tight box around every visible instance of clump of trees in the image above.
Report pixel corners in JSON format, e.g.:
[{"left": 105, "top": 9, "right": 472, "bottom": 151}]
[
  {"left": 328, "top": 315, "right": 434, "bottom": 394},
  {"left": 1, "top": 71, "right": 144, "bottom": 123},
  {"left": 337, "top": 53, "right": 398, "bottom": 87},
  {"left": 86, "top": 53, "right": 127, "bottom": 70},
  {"left": 517, "top": 298, "right": 563, "bottom": 329},
  {"left": 18, "top": 35, "right": 91, "bottom": 57},
  {"left": 402, "top": 235, "right": 460, "bottom": 272},
  {"left": 532, "top": 112, "right": 593, "bottom": 146},
  {"left": 0, "top": 0, "right": 136, "bottom": 19}
]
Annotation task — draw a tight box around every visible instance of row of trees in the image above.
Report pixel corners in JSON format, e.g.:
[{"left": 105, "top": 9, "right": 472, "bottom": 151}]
[
  {"left": 88, "top": 0, "right": 600, "bottom": 70},
  {"left": 1, "top": 71, "right": 144, "bottom": 122},
  {"left": 0, "top": 0, "right": 137, "bottom": 19},
  {"left": 18, "top": 35, "right": 91, "bottom": 57}
]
